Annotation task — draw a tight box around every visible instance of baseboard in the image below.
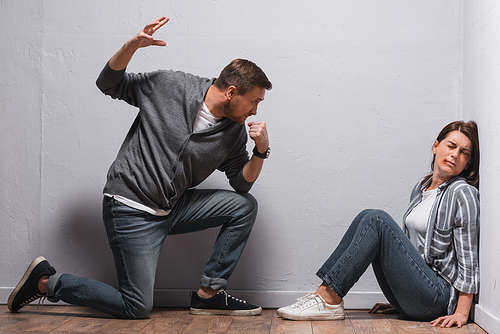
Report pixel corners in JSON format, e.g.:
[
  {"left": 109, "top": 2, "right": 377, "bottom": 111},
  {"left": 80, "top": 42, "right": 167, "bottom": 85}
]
[
  {"left": 474, "top": 303, "right": 500, "bottom": 334},
  {"left": 2, "top": 287, "right": 386, "bottom": 309}
]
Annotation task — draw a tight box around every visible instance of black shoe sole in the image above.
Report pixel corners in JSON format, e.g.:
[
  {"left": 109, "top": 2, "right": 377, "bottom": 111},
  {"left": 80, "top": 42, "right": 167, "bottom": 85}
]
[
  {"left": 190, "top": 307, "right": 262, "bottom": 316},
  {"left": 7, "top": 256, "right": 46, "bottom": 312}
]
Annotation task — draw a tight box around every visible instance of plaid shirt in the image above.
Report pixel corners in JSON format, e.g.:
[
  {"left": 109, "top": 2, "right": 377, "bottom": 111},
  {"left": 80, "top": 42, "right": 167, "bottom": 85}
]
[{"left": 403, "top": 176, "right": 479, "bottom": 315}]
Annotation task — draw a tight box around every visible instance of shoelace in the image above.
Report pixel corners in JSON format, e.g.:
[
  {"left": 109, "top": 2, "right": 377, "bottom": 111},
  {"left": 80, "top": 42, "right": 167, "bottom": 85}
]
[
  {"left": 37, "top": 296, "right": 47, "bottom": 310},
  {"left": 20, "top": 293, "right": 46, "bottom": 309},
  {"left": 217, "top": 289, "right": 247, "bottom": 306},
  {"left": 296, "top": 295, "right": 326, "bottom": 311},
  {"left": 289, "top": 293, "right": 316, "bottom": 308}
]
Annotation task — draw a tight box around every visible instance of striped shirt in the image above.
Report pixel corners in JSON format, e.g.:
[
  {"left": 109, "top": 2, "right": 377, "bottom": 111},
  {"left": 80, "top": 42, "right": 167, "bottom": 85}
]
[{"left": 403, "top": 176, "right": 479, "bottom": 315}]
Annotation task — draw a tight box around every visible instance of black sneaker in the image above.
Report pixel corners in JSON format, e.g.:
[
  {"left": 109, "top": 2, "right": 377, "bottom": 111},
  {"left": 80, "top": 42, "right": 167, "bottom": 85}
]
[
  {"left": 190, "top": 289, "right": 262, "bottom": 316},
  {"left": 8, "top": 256, "right": 56, "bottom": 312}
]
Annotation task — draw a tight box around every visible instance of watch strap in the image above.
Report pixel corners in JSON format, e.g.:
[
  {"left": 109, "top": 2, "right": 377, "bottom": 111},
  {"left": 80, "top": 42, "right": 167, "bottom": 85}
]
[{"left": 253, "top": 146, "right": 270, "bottom": 159}]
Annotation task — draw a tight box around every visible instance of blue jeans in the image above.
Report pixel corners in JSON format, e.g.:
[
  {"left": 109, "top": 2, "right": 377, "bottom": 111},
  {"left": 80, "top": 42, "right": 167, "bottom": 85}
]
[
  {"left": 316, "top": 209, "right": 450, "bottom": 321},
  {"left": 46, "top": 189, "right": 257, "bottom": 318}
]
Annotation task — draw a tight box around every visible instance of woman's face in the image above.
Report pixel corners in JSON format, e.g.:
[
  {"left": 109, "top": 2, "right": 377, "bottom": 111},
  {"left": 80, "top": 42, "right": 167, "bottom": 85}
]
[{"left": 432, "top": 130, "right": 472, "bottom": 182}]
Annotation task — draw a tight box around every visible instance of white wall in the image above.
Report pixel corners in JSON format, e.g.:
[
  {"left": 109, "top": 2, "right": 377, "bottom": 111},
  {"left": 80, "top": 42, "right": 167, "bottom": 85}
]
[
  {"left": 464, "top": 1, "right": 500, "bottom": 333},
  {"left": 1, "top": 1, "right": 463, "bottom": 308}
]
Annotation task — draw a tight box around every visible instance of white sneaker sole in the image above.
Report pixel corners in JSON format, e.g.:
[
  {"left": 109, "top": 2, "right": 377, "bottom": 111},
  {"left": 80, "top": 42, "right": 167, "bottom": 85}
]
[{"left": 282, "top": 313, "right": 345, "bottom": 321}]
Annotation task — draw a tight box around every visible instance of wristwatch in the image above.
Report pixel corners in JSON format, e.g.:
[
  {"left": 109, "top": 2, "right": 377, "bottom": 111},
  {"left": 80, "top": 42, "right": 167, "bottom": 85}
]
[{"left": 253, "top": 146, "right": 271, "bottom": 159}]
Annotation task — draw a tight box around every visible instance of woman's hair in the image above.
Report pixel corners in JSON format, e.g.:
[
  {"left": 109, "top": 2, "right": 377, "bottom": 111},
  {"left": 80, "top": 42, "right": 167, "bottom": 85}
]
[
  {"left": 422, "top": 120, "right": 480, "bottom": 189},
  {"left": 214, "top": 59, "right": 272, "bottom": 95}
]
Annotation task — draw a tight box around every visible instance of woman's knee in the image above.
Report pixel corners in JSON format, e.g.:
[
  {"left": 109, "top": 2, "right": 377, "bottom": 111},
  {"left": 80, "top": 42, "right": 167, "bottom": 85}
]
[
  {"left": 358, "top": 209, "right": 392, "bottom": 221},
  {"left": 354, "top": 209, "right": 385, "bottom": 223},
  {"left": 353, "top": 209, "right": 395, "bottom": 230}
]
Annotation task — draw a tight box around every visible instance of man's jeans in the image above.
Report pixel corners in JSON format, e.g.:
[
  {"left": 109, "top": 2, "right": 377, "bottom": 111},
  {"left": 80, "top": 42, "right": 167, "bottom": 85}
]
[
  {"left": 46, "top": 189, "right": 257, "bottom": 318},
  {"left": 316, "top": 209, "right": 450, "bottom": 321}
]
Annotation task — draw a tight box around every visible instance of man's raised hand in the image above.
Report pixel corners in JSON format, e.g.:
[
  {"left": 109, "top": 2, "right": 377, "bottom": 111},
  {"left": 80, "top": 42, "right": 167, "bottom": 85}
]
[
  {"left": 133, "top": 16, "right": 170, "bottom": 49},
  {"left": 109, "top": 16, "right": 170, "bottom": 70}
]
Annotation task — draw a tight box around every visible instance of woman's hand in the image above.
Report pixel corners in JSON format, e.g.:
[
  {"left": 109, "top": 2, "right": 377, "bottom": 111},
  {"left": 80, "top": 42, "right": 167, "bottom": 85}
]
[
  {"left": 431, "top": 292, "right": 473, "bottom": 328},
  {"left": 431, "top": 312, "right": 468, "bottom": 328},
  {"left": 369, "top": 303, "right": 397, "bottom": 314}
]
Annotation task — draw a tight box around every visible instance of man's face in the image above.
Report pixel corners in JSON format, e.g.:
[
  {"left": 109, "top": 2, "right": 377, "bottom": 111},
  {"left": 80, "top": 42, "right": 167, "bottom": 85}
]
[{"left": 224, "top": 86, "right": 266, "bottom": 124}]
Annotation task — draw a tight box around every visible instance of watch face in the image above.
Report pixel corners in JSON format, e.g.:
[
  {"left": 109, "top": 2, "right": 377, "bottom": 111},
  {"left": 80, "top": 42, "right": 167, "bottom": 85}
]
[{"left": 265, "top": 147, "right": 271, "bottom": 158}]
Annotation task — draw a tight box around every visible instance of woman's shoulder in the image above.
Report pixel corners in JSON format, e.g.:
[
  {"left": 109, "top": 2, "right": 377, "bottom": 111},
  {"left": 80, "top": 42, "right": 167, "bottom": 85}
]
[
  {"left": 447, "top": 177, "right": 479, "bottom": 194},
  {"left": 445, "top": 177, "right": 479, "bottom": 205}
]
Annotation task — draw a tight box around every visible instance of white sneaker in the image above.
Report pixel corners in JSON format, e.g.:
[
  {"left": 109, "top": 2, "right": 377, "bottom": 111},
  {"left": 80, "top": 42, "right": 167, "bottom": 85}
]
[{"left": 279, "top": 294, "right": 345, "bottom": 321}]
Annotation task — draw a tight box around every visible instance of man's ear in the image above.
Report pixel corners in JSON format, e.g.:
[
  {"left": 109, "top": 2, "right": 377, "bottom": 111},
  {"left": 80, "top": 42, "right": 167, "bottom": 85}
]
[{"left": 226, "top": 86, "right": 237, "bottom": 99}]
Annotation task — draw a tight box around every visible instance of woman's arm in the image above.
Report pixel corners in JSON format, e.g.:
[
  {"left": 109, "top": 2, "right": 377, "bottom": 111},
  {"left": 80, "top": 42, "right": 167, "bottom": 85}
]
[
  {"left": 430, "top": 292, "right": 473, "bottom": 328},
  {"left": 430, "top": 184, "right": 479, "bottom": 328}
]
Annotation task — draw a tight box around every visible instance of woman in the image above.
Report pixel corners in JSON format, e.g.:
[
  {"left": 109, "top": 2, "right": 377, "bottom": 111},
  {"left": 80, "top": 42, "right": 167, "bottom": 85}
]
[{"left": 278, "top": 121, "right": 479, "bottom": 328}]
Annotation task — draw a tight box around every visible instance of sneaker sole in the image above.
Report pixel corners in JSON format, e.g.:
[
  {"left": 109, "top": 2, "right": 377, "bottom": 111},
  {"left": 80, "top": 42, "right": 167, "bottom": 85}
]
[
  {"left": 190, "top": 307, "right": 262, "bottom": 316},
  {"left": 7, "top": 256, "right": 46, "bottom": 312},
  {"left": 281, "top": 313, "right": 345, "bottom": 321}
]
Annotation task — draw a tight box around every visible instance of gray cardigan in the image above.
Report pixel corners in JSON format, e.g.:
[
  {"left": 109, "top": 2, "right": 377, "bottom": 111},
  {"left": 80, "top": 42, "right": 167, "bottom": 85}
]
[
  {"left": 403, "top": 176, "right": 479, "bottom": 315},
  {"left": 96, "top": 63, "right": 253, "bottom": 210}
]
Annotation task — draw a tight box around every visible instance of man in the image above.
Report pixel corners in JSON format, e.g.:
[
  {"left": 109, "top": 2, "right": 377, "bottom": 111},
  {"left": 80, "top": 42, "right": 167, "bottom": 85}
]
[{"left": 8, "top": 16, "right": 272, "bottom": 319}]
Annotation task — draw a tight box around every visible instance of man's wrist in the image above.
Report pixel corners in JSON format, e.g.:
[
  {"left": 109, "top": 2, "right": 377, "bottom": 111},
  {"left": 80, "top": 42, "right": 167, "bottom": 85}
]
[{"left": 253, "top": 146, "right": 270, "bottom": 159}]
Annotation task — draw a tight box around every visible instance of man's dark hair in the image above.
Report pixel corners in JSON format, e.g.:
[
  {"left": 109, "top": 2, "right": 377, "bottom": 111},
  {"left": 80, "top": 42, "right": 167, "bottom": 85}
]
[{"left": 215, "top": 59, "right": 272, "bottom": 95}]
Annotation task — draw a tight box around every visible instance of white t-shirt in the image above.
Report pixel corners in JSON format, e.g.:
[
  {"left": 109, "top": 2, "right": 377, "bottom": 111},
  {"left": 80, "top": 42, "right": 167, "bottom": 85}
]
[
  {"left": 193, "top": 102, "right": 222, "bottom": 133},
  {"left": 405, "top": 187, "right": 438, "bottom": 255}
]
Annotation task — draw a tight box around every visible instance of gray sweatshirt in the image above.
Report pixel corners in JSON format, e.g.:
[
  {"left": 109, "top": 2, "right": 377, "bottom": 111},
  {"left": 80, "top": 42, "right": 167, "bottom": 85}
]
[{"left": 96, "top": 63, "right": 253, "bottom": 210}]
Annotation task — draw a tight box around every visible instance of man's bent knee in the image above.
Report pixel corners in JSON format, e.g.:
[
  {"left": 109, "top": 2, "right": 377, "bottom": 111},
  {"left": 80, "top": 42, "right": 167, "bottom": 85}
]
[
  {"left": 238, "top": 192, "right": 258, "bottom": 214},
  {"left": 121, "top": 302, "right": 153, "bottom": 319},
  {"left": 124, "top": 307, "right": 152, "bottom": 320}
]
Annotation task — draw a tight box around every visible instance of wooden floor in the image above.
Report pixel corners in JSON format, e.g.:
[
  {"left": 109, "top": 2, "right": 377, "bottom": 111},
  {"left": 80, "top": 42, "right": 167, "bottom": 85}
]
[{"left": 0, "top": 305, "right": 488, "bottom": 333}]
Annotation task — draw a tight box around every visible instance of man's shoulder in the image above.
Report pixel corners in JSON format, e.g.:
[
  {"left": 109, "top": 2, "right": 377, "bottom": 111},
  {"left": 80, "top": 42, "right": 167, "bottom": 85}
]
[
  {"left": 155, "top": 68, "right": 211, "bottom": 82},
  {"left": 149, "top": 69, "right": 214, "bottom": 94}
]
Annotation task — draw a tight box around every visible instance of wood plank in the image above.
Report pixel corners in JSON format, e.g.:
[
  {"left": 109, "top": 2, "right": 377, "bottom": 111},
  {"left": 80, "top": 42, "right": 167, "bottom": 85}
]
[
  {"left": 432, "top": 322, "right": 489, "bottom": 334},
  {"left": 312, "top": 309, "right": 356, "bottom": 334},
  {"left": 182, "top": 313, "right": 234, "bottom": 333},
  {"left": 0, "top": 305, "right": 491, "bottom": 333},
  {"left": 270, "top": 308, "right": 313, "bottom": 334},
  {"left": 51, "top": 307, "right": 154, "bottom": 333},
  {"left": 225, "top": 308, "right": 274, "bottom": 334},
  {"left": 381, "top": 311, "right": 488, "bottom": 334},
  {"left": 384, "top": 313, "right": 440, "bottom": 334},
  {"left": 139, "top": 308, "right": 194, "bottom": 333},
  {"left": 347, "top": 309, "right": 399, "bottom": 333},
  {"left": 0, "top": 304, "right": 89, "bottom": 333}
]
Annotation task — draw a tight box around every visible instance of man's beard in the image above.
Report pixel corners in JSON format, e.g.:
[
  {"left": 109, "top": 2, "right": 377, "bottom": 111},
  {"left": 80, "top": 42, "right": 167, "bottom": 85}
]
[{"left": 223, "top": 100, "right": 246, "bottom": 124}]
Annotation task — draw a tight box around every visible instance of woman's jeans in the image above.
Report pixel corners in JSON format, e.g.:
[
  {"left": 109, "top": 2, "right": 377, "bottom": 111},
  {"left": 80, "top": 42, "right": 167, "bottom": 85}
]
[
  {"left": 316, "top": 209, "right": 450, "bottom": 321},
  {"left": 46, "top": 189, "right": 257, "bottom": 318}
]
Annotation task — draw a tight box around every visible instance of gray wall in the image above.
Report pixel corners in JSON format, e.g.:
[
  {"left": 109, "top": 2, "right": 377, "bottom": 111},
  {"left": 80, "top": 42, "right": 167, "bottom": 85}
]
[
  {"left": 1, "top": 1, "right": 465, "bottom": 309},
  {"left": 464, "top": 2, "right": 500, "bottom": 333}
]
